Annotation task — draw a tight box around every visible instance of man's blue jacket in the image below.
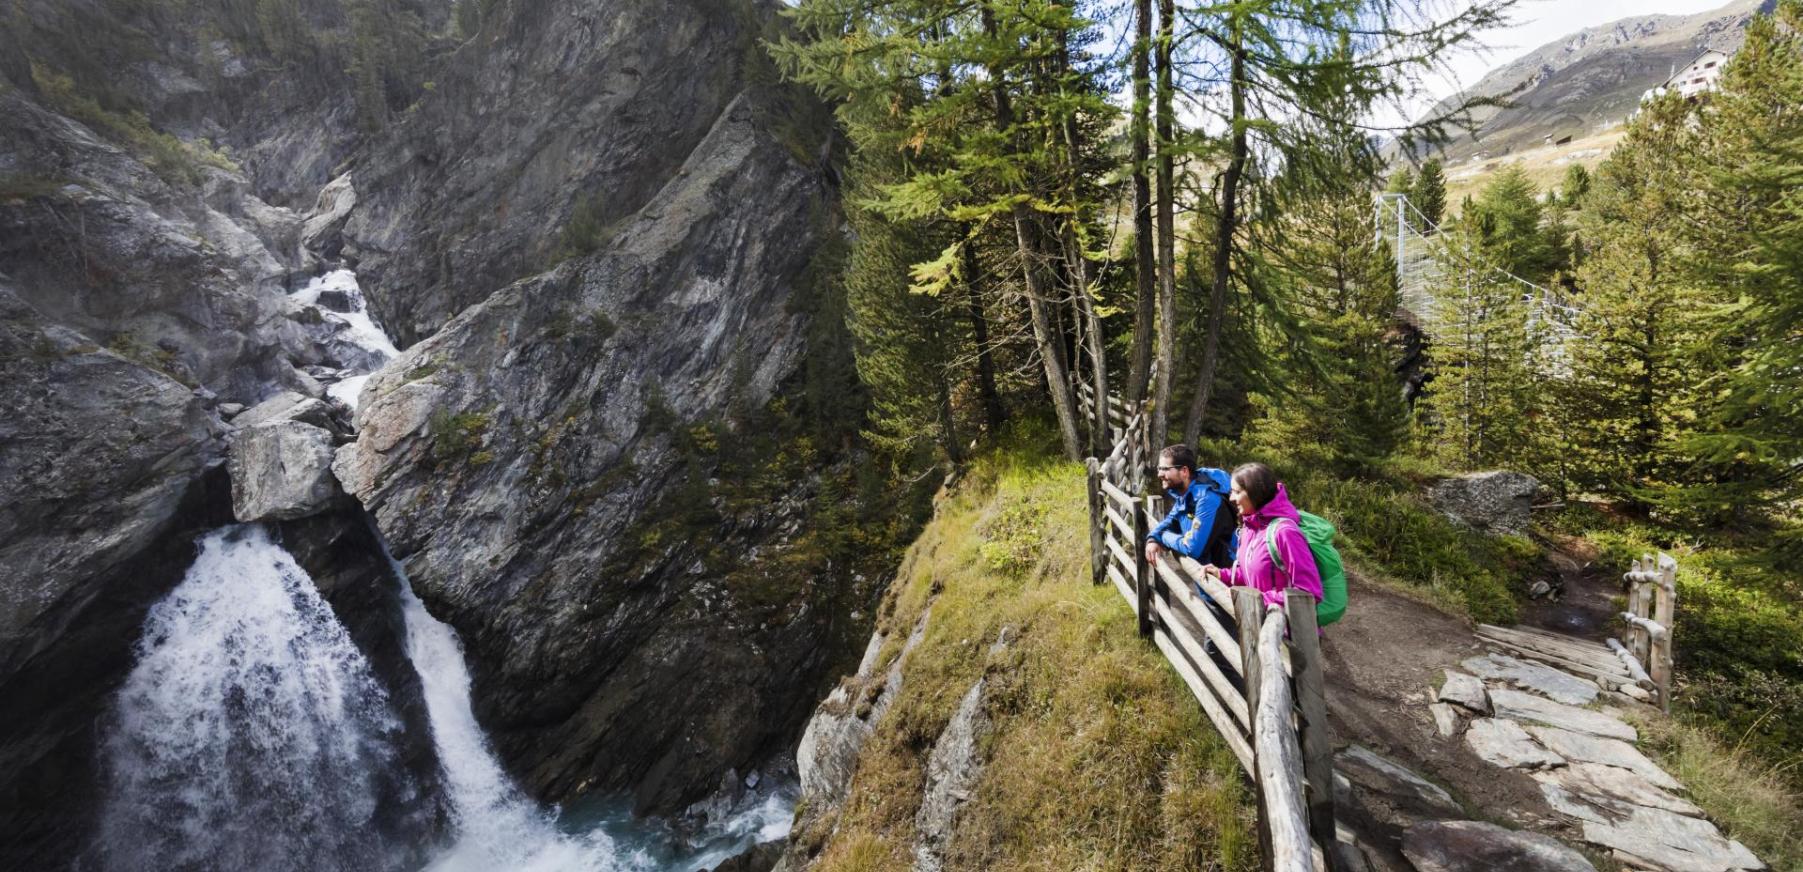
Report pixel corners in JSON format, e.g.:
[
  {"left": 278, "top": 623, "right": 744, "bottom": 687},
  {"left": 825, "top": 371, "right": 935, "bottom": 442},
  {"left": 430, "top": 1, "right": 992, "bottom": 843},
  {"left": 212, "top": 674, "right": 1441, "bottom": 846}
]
[{"left": 1147, "top": 468, "right": 1237, "bottom": 564}]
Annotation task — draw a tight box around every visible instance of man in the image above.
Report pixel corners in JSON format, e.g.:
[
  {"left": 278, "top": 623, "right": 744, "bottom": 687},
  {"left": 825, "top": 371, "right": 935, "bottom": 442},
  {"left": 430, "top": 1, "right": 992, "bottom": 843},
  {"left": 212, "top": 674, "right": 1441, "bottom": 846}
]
[{"left": 1142, "top": 444, "right": 1237, "bottom": 570}]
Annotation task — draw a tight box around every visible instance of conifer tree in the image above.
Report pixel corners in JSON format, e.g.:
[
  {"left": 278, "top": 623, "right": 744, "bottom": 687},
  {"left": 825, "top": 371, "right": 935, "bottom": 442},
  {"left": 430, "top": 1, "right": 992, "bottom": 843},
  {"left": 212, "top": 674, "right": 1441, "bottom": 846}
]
[{"left": 1412, "top": 157, "right": 1447, "bottom": 229}]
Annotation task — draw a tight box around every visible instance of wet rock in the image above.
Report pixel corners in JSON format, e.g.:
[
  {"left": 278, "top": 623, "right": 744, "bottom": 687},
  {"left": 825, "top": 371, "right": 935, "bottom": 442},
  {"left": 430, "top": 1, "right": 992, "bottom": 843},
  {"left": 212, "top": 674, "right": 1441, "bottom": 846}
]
[
  {"left": 1462, "top": 654, "right": 1599, "bottom": 706},
  {"left": 1337, "top": 745, "right": 1464, "bottom": 820},
  {"left": 219, "top": 402, "right": 247, "bottom": 418},
  {"left": 227, "top": 421, "right": 341, "bottom": 522},
  {"left": 1522, "top": 725, "right": 1680, "bottom": 790},
  {"left": 1429, "top": 471, "right": 1539, "bottom": 536},
  {"left": 1402, "top": 820, "right": 1598, "bottom": 872},
  {"left": 301, "top": 172, "right": 356, "bottom": 255},
  {"left": 710, "top": 839, "right": 784, "bottom": 872},
  {"left": 1465, "top": 718, "right": 1565, "bottom": 770},
  {"left": 1488, "top": 689, "right": 1636, "bottom": 742},
  {"left": 1438, "top": 670, "right": 1490, "bottom": 714}
]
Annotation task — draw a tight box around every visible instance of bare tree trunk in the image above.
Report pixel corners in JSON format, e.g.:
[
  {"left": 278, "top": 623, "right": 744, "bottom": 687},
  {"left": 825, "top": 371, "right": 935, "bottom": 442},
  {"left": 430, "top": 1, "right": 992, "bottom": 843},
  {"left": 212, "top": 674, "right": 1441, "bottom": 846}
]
[
  {"left": 1183, "top": 14, "right": 1246, "bottom": 446},
  {"left": 1151, "top": 0, "right": 1176, "bottom": 449},
  {"left": 1125, "top": 0, "right": 1156, "bottom": 410},
  {"left": 961, "top": 241, "right": 1006, "bottom": 434},
  {"left": 983, "top": 9, "right": 1083, "bottom": 460},
  {"left": 1056, "top": 24, "right": 1109, "bottom": 456}
]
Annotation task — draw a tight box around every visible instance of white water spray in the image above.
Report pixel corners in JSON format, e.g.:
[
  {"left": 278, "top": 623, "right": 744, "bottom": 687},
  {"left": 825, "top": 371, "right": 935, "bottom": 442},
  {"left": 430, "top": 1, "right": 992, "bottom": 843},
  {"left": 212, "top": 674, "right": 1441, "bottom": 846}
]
[{"left": 97, "top": 525, "right": 418, "bottom": 872}]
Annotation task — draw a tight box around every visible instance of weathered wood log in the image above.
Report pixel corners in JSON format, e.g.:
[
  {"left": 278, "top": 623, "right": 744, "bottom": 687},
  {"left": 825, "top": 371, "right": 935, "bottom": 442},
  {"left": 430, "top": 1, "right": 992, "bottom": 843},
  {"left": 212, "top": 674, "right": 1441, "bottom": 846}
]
[
  {"left": 1107, "top": 563, "right": 1137, "bottom": 615},
  {"left": 1474, "top": 625, "right": 1632, "bottom": 673},
  {"left": 1235, "top": 587, "right": 1272, "bottom": 868},
  {"left": 1176, "top": 554, "right": 1238, "bottom": 620},
  {"left": 1104, "top": 505, "right": 1136, "bottom": 546},
  {"left": 1155, "top": 553, "right": 1243, "bottom": 668},
  {"left": 1152, "top": 594, "right": 1251, "bottom": 732},
  {"left": 1653, "top": 554, "right": 1676, "bottom": 712},
  {"left": 1605, "top": 637, "right": 1655, "bottom": 688},
  {"left": 1256, "top": 606, "right": 1313, "bottom": 872},
  {"left": 1286, "top": 589, "right": 1337, "bottom": 871},
  {"left": 1134, "top": 497, "right": 1152, "bottom": 638},
  {"left": 1087, "top": 459, "right": 1106, "bottom": 586},
  {"left": 1151, "top": 623, "right": 1254, "bottom": 774},
  {"left": 1099, "top": 478, "right": 1137, "bottom": 511}
]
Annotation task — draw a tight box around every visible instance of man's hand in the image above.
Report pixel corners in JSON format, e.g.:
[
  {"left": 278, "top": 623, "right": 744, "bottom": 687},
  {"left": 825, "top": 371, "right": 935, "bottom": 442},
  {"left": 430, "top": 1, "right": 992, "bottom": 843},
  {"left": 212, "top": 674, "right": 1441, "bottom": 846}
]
[{"left": 1143, "top": 540, "right": 1163, "bottom": 565}]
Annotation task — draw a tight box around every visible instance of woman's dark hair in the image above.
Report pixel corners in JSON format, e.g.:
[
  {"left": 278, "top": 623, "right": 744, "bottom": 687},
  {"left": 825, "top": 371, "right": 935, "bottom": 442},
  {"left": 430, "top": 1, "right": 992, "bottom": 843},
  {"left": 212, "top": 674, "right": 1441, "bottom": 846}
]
[{"left": 1231, "top": 462, "right": 1279, "bottom": 510}]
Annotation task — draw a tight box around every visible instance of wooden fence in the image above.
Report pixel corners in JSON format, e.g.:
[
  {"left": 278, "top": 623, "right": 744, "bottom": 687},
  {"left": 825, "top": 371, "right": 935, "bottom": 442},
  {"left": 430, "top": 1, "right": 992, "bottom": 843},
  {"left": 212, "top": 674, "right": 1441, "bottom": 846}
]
[
  {"left": 1614, "top": 554, "right": 1677, "bottom": 710},
  {"left": 1080, "top": 385, "right": 1338, "bottom": 872}
]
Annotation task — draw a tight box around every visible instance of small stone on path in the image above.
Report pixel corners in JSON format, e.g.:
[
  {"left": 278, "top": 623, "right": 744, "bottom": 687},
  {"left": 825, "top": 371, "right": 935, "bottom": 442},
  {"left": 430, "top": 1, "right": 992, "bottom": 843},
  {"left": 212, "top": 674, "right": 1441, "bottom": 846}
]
[
  {"left": 1463, "top": 653, "right": 1599, "bottom": 705},
  {"left": 1430, "top": 702, "right": 1465, "bottom": 738},
  {"left": 1466, "top": 718, "right": 1565, "bottom": 770},
  {"left": 1523, "top": 724, "right": 1681, "bottom": 790},
  {"left": 1439, "top": 670, "right": 1490, "bottom": 714},
  {"left": 1488, "top": 689, "right": 1636, "bottom": 742},
  {"left": 1402, "top": 820, "right": 1598, "bottom": 872}
]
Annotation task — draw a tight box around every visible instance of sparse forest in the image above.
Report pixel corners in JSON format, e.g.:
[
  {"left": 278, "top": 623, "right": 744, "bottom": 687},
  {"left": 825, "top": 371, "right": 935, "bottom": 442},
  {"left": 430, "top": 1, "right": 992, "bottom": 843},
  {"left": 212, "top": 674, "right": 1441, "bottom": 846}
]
[{"left": 775, "top": 0, "right": 1803, "bottom": 791}]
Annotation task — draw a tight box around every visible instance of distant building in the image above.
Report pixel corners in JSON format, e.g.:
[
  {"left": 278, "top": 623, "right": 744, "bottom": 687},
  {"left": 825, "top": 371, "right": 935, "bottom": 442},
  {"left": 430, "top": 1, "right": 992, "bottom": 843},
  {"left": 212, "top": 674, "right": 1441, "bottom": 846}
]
[{"left": 1664, "top": 48, "right": 1730, "bottom": 99}]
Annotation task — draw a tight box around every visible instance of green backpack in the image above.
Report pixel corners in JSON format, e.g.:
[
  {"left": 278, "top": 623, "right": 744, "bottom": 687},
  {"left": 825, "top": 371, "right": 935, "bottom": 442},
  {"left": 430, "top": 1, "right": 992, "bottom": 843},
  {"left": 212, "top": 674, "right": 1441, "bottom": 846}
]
[{"left": 1262, "top": 512, "right": 1349, "bottom": 627}]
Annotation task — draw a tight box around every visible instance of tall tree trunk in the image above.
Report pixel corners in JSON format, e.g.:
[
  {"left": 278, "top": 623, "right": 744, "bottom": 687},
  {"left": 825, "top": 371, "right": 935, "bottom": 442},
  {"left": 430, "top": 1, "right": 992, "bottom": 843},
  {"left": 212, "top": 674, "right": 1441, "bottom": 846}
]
[
  {"left": 1183, "top": 14, "right": 1246, "bottom": 445},
  {"left": 961, "top": 241, "right": 1006, "bottom": 434},
  {"left": 1057, "top": 25, "right": 1109, "bottom": 455},
  {"left": 983, "top": 9, "right": 1083, "bottom": 460},
  {"left": 1125, "top": 0, "right": 1156, "bottom": 410},
  {"left": 1151, "top": 0, "right": 1177, "bottom": 450}
]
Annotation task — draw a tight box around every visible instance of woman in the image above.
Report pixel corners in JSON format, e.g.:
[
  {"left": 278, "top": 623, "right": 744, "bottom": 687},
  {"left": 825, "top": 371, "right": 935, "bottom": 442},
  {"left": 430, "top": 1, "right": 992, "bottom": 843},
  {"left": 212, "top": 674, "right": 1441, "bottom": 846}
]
[{"left": 1204, "top": 462, "right": 1323, "bottom": 610}]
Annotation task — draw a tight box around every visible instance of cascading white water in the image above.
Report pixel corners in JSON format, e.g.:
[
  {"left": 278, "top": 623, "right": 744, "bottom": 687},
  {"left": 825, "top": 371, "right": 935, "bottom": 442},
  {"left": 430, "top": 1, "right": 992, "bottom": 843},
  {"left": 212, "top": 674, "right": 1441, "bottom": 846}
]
[
  {"left": 387, "top": 552, "right": 642, "bottom": 872},
  {"left": 97, "top": 269, "right": 796, "bottom": 872},
  {"left": 97, "top": 525, "right": 417, "bottom": 872}
]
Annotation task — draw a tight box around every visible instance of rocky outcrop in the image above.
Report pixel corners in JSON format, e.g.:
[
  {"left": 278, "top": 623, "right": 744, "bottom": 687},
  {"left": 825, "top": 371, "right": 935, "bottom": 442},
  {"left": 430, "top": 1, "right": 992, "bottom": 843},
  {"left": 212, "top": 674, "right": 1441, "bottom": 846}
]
[
  {"left": 330, "top": 0, "right": 849, "bottom": 818},
  {"left": 1429, "top": 471, "right": 1540, "bottom": 536}
]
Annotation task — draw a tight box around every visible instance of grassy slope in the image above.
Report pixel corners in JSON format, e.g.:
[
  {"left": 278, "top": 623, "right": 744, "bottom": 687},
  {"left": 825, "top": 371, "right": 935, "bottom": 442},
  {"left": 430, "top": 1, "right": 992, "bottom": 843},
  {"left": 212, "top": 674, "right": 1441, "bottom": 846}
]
[{"left": 797, "top": 444, "right": 1257, "bottom": 872}]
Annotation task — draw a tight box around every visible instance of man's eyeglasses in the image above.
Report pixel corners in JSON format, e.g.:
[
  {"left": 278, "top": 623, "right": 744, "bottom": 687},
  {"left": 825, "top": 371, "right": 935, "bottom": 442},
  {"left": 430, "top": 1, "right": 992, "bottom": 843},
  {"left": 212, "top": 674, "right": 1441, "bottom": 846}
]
[{"left": 1157, "top": 465, "right": 1180, "bottom": 472}]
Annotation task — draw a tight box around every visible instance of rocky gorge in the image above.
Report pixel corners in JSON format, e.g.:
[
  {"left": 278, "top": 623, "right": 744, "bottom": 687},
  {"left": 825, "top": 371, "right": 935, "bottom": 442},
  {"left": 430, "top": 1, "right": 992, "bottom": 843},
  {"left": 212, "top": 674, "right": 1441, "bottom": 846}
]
[{"left": 0, "top": 1, "right": 890, "bottom": 868}]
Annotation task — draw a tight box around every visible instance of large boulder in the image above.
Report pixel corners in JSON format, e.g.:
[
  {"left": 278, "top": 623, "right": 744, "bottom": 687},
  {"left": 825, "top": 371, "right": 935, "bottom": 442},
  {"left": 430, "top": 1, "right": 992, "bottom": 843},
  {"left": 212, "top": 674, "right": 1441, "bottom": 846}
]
[
  {"left": 1429, "top": 471, "right": 1540, "bottom": 536},
  {"left": 228, "top": 421, "right": 341, "bottom": 522}
]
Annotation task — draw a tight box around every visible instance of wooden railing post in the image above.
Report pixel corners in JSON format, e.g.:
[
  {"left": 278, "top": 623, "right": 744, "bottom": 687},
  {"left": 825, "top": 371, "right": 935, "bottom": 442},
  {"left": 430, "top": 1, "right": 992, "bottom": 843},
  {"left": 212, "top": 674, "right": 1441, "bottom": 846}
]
[
  {"left": 1286, "top": 589, "right": 1337, "bottom": 871},
  {"left": 1235, "top": 588, "right": 1273, "bottom": 870},
  {"left": 1086, "top": 459, "right": 1105, "bottom": 586},
  {"left": 1134, "top": 497, "right": 1152, "bottom": 639},
  {"left": 1653, "top": 554, "right": 1677, "bottom": 711}
]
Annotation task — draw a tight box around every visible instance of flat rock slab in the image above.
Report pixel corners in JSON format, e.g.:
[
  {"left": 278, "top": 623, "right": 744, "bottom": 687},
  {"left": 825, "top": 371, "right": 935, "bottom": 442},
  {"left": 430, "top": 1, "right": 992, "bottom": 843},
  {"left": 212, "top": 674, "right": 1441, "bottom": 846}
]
[
  {"left": 1439, "top": 670, "right": 1491, "bottom": 714},
  {"left": 1534, "top": 762, "right": 1701, "bottom": 817},
  {"left": 1430, "top": 702, "right": 1465, "bottom": 738},
  {"left": 1402, "top": 820, "right": 1598, "bottom": 872},
  {"left": 1337, "top": 744, "right": 1463, "bottom": 819},
  {"left": 1466, "top": 718, "right": 1565, "bottom": 770},
  {"left": 1488, "top": 689, "right": 1637, "bottom": 742},
  {"left": 1576, "top": 803, "right": 1763, "bottom": 872},
  {"left": 1524, "top": 725, "right": 1681, "bottom": 791},
  {"left": 1463, "top": 653, "right": 1600, "bottom": 706}
]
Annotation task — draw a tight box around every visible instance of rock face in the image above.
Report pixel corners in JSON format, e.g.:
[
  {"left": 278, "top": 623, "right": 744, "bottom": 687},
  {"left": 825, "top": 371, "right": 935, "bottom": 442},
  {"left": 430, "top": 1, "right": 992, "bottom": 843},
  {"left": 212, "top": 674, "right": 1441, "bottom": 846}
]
[
  {"left": 1336, "top": 745, "right": 1465, "bottom": 823},
  {"left": 796, "top": 615, "right": 928, "bottom": 808},
  {"left": 330, "top": 0, "right": 854, "bottom": 819},
  {"left": 1402, "top": 820, "right": 1599, "bottom": 872},
  {"left": 1429, "top": 471, "right": 1539, "bottom": 536}
]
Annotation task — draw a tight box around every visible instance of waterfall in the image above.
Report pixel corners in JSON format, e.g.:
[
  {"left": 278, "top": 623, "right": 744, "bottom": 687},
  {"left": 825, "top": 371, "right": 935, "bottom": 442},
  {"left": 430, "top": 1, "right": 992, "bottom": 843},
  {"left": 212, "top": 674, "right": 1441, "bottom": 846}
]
[
  {"left": 94, "top": 270, "right": 796, "bottom": 872},
  {"left": 386, "top": 550, "right": 639, "bottom": 872},
  {"left": 97, "top": 525, "right": 418, "bottom": 872}
]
